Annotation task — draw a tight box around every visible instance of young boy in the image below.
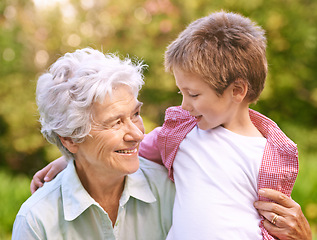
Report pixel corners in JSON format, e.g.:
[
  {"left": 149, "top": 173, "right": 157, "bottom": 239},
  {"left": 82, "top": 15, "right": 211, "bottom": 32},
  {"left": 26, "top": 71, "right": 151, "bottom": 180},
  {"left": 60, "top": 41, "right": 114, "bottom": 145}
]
[
  {"left": 139, "top": 10, "right": 298, "bottom": 239},
  {"left": 31, "top": 11, "right": 298, "bottom": 239}
]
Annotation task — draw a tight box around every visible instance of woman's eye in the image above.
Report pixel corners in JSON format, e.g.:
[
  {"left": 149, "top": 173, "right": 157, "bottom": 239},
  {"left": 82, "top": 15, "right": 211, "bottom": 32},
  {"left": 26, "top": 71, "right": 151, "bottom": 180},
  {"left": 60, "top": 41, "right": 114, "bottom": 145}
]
[
  {"left": 132, "top": 111, "right": 141, "bottom": 121},
  {"left": 189, "top": 94, "right": 199, "bottom": 98},
  {"left": 114, "top": 120, "right": 122, "bottom": 126}
]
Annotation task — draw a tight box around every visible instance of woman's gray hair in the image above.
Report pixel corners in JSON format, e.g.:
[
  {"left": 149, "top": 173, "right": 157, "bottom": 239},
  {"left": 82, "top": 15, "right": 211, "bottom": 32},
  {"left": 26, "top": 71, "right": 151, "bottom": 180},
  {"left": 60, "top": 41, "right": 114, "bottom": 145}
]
[{"left": 36, "top": 48, "right": 146, "bottom": 159}]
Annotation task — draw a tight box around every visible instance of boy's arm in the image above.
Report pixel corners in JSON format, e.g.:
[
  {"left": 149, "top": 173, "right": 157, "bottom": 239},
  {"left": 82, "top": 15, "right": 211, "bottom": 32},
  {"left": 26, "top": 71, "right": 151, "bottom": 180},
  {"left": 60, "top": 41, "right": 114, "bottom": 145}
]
[
  {"left": 30, "top": 156, "right": 68, "bottom": 194},
  {"left": 139, "top": 127, "right": 163, "bottom": 165}
]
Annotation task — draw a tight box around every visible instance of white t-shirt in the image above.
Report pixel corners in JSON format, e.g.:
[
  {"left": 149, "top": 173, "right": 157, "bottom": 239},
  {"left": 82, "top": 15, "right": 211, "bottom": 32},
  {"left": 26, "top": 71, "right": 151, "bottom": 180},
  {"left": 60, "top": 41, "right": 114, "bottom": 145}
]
[{"left": 167, "top": 126, "right": 267, "bottom": 240}]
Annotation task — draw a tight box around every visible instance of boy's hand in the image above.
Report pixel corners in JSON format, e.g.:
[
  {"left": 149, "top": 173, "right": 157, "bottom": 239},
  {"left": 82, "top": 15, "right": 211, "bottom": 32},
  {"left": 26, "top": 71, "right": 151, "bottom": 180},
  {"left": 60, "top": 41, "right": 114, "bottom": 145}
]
[
  {"left": 254, "top": 188, "right": 312, "bottom": 240},
  {"left": 30, "top": 156, "right": 68, "bottom": 194}
]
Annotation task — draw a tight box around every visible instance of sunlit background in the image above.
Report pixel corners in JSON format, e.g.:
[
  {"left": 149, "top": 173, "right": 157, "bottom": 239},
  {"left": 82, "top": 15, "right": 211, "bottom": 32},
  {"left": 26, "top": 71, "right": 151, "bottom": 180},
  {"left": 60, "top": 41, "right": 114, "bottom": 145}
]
[{"left": 1, "top": 0, "right": 317, "bottom": 239}]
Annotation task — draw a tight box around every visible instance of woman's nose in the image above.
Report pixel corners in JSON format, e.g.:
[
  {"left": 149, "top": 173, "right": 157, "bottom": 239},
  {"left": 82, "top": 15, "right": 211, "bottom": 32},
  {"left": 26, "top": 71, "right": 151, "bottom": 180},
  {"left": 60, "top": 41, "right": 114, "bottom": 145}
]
[{"left": 124, "top": 120, "right": 144, "bottom": 142}]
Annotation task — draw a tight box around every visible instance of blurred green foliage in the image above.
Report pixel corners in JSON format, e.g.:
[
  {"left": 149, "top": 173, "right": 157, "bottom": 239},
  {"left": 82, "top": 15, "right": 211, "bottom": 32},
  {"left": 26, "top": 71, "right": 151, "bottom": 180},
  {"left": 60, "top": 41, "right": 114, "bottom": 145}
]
[
  {"left": 0, "top": 170, "right": 30, "bottom": 239},
  {"left": 0, "top": 0, "right": 316, "bottom": 238}
]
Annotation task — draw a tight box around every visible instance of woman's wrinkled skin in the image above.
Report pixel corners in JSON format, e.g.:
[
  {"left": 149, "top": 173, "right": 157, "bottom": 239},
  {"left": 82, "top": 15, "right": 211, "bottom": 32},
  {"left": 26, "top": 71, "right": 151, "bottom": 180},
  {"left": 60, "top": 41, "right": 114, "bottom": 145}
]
[{"left": 254, "top": 188, "right": 312, "bottom": 240}]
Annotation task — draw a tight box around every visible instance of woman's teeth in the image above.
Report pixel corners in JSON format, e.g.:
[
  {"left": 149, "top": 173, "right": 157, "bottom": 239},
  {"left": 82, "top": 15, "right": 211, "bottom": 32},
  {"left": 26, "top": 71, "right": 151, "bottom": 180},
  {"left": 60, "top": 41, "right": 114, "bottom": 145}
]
[{"left": 116, "top": 149, "right": 136, "bottom": 154}]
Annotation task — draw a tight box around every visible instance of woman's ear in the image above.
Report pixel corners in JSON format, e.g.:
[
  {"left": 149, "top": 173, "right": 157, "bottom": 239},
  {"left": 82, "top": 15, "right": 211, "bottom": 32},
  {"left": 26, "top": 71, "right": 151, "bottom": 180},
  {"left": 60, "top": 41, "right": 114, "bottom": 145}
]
[
  {"left": 232, "top": 78, "right": 248, "bottom": 103},
  {"left": 58, "top": 136, "right": 79, "bottom": 154}
]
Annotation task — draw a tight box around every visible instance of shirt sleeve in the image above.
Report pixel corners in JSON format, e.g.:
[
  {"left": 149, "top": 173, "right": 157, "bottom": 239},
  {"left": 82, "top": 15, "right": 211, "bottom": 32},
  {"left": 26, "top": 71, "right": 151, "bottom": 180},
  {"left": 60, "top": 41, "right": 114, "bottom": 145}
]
[
  {"left": 12, "top": 215, "right": 42, "bottom": 240},
  {"left": 139, "top": 127, "right": 163, "bottom": 165}
]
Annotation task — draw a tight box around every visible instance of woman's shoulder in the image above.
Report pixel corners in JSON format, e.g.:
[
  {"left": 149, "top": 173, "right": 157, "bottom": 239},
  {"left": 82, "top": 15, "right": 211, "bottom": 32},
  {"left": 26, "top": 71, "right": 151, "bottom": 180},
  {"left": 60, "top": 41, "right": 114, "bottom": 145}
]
[
  {"left": 15, "top": 171, "right": 64, "bottom": 219},
  {"left": 138, "top": 156, "right": 175, "bottom": 193}
]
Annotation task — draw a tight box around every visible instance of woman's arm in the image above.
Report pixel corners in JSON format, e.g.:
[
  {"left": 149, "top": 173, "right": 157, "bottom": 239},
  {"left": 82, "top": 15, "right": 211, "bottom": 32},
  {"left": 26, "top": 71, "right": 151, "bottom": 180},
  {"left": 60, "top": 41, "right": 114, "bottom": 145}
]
[
  {"left": 254, "top": 188, "right": 312, "bottom": 240},
  {"left": 30, "top": 156, "right": 68, "bottom": 194}
]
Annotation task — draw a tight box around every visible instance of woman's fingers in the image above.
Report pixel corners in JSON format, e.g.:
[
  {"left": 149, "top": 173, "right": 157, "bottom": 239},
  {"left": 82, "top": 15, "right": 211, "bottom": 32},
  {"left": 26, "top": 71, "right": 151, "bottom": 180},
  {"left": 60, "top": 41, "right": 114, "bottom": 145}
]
[
  {"left": 257, "top": 210, "right": 285, "bottom": 228},
  {"left": 258, "top": 188, "right": 295, "bottom": 208},
  {"left": 254, "top": 188, "right": 312, "bottom": 240},
  {"left": 262, "top": 218, "right": 290, "bottom": 240},
  {"left": 254, "top": 200, "right": 286, "bottom": 216}
]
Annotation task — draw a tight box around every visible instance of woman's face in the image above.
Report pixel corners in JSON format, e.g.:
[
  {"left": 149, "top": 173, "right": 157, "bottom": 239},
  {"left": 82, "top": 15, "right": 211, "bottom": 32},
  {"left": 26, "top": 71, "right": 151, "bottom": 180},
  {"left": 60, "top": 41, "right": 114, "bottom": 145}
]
[{"left": 74, "top": 85, "right": 145, "bottom": 178}]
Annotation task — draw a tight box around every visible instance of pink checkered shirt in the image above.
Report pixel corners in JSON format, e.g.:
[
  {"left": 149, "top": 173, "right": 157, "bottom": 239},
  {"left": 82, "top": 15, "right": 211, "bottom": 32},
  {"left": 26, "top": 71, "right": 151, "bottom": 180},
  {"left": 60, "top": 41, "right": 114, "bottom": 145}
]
[{"left": 139, "top": 106, "right": 298, "bottom": 240}]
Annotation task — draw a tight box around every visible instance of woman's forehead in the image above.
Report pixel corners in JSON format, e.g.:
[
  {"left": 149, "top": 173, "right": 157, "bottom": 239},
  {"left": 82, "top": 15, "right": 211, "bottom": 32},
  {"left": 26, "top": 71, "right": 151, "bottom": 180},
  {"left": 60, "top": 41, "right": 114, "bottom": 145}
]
[{"left": 92, "top": 88, "right": 140, "bottom": 119}]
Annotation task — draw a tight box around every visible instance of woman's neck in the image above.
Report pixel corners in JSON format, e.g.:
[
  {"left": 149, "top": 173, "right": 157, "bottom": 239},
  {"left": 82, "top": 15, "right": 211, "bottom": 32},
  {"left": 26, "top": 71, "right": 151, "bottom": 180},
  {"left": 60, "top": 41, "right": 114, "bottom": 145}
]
[{"left": 74, "top": 161, "right": 125, "bottom": 226}]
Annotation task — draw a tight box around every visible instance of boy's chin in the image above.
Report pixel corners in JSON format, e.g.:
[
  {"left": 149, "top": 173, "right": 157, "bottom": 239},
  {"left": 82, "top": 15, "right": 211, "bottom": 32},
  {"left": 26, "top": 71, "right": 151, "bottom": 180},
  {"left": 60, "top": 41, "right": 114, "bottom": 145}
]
[{"left": 196, "top": 123, "right": 209, "bottom": 131}]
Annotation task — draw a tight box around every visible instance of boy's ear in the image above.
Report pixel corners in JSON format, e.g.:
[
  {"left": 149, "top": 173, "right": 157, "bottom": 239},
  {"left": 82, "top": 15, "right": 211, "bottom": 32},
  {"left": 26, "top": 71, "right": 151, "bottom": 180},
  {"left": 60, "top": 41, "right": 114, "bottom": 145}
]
[
  {"left": 58, "top": 136, "right": 79, "bottom": 154},
  {"left": 232, "top": 78, "right": 248, "bottom": 103}
]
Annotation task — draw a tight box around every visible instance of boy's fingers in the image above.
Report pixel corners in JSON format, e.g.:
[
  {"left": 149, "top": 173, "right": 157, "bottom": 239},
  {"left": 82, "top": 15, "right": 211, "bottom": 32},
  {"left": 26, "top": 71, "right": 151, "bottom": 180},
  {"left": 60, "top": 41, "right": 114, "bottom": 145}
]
[
  {"left": 29, "top": 157, "right": 68, "bottom": 194},
  {"left": 30, "top": 165, "right": 53, "bottom": 194},
  {"left": 30, "top": 179, "right": 43, "bottom": 194},
  {"left": 44, "top": 167, "right": 59, "bottom": 182}
]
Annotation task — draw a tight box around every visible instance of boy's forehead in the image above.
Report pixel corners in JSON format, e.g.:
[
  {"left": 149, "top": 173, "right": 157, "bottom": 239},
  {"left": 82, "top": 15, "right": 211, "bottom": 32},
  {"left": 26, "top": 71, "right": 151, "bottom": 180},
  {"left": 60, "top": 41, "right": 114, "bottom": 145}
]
[{"left": 174, "top": 68, "right": 204, "bottom": 85}]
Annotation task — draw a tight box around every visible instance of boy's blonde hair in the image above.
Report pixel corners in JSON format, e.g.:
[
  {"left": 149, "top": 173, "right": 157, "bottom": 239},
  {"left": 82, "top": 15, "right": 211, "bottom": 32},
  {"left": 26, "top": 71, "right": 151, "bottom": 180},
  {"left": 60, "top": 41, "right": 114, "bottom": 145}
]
[{"left": 165, "top": 11, "right": 267, "bottom": 102}]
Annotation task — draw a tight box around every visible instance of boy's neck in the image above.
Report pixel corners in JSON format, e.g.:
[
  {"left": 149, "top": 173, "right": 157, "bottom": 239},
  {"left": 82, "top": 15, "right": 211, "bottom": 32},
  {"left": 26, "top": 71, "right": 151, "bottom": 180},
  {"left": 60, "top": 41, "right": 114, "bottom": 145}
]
[{"left": 222, "top": 104, "right": 264, "bottom": 138}]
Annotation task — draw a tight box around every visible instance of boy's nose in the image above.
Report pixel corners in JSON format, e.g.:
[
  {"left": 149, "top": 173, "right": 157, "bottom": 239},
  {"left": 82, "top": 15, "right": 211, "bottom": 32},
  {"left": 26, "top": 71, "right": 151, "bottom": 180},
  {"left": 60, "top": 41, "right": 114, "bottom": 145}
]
[{"left": 181, "top": 97, "right": 191, "bottom": 112}]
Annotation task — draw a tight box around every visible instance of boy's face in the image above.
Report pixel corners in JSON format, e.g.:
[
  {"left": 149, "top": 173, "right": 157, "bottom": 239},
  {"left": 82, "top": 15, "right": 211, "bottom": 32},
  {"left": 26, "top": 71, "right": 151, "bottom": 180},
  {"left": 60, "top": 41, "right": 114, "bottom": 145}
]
[{"left": 174, "top": 67, "right": 237, "bottom": 131}]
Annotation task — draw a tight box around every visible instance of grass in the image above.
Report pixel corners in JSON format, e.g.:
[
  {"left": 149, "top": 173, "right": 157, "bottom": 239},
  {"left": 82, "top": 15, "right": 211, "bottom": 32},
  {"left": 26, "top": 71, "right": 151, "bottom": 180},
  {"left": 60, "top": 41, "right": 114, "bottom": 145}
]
[
  {"left": 0, "top": 169, "right": 31, "bottom": 240},
  {"left": 292, "top": 152, "right": 317, "bottom": 239}
]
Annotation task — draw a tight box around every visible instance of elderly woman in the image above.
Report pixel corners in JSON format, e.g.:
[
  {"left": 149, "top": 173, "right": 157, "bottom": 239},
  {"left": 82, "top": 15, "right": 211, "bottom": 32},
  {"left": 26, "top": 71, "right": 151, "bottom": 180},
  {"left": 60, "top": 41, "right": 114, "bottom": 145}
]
[{"left": 12, "top": 48, "right": 175, "bottom": 240}]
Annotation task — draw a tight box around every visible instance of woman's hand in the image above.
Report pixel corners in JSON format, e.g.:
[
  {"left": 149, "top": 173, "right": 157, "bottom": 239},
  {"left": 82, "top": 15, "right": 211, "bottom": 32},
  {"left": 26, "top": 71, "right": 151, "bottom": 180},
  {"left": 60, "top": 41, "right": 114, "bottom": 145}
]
[
  {"left": 30, "top": 156, "right": 68, "bottom": 194},
  {"left": 254, "top": 188, "right": 312, "bottom": 240}
]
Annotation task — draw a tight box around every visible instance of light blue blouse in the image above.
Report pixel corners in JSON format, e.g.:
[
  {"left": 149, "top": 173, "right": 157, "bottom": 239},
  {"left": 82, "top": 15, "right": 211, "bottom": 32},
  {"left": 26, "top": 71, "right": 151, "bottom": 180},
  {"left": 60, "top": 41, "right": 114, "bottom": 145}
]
[{"left": 12, "top": 157, "right": 175, "bottom": 240}]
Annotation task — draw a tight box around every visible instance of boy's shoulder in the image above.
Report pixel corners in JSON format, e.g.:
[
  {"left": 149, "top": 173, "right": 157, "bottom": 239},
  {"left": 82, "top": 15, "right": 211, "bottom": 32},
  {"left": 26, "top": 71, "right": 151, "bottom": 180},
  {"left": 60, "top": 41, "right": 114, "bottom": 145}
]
[
  {"left": 165, "top": 106, "right": 193, "bottom": 120},
  {"left": 249, "top": 109, "right": 297, "bottom": 154}
]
